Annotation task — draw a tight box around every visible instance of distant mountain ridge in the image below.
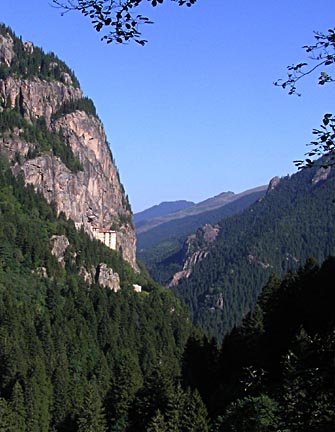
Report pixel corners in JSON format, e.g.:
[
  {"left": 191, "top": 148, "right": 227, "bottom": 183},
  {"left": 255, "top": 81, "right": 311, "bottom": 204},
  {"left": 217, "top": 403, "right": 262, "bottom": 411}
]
[
  {"left": 136, "top": 186, "right": 267, "bottom": 251},
  {"left": 134, "top": 200, "right": 195, "bottom": 225},
  {"left": 136, "top": 186, "right": 267, "bottom": 235}
]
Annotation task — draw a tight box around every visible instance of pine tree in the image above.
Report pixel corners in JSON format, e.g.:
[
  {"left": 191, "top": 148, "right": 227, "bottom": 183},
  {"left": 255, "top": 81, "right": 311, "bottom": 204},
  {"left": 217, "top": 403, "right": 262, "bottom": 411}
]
[
  {"left": 129, "top": 361, "right": 174, "bottom": 431},
  {"left": 217, "top": 394, "right": 279, "bottom": 432},
  {"left": 52, "top": 349, "right": 71, "bottom": 428},
  {"left": 25, "top": 359, "right": 53, "bottom": 432},
  {"left": 105, "top": 356, "right": 142, "bottom": 431},
  {"left": 165, "top": 383, "right": 186, "bottom": 432},
  {"left": 146, "top": 410, "right": 168, "bottom": 432},
  {"left": 279, "top": 329, "right": 335, "bottom": 431},
  {"left": 77, "top": 383, "right": 107, "bottom": 432},
  {"left": 181, "top": 388, "right": 208, "bottom": 432},
  {"left": 0, "top": 397, "right": 14, "bottom": 432},
  {"left": 10, "top": 381, "right": 26, "bottom": 432}
]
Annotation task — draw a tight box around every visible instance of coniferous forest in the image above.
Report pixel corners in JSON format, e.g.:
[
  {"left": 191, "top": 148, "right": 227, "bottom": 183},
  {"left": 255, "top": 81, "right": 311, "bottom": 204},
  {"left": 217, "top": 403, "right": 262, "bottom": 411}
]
[
  {"left": 143, "top": 163, "right": 335, "bottom": 341},
  {"left": 0, "top": 25, "right": 79, "bottom": 87},
  {"left": 1, "top": 157, "right": 334, "bottom": 430},
  {"left": 0, "top": 158, "right": 205, "bottom": 431},
  {"left": 0, "top": 22, "right": 335, "bottom": 431}
]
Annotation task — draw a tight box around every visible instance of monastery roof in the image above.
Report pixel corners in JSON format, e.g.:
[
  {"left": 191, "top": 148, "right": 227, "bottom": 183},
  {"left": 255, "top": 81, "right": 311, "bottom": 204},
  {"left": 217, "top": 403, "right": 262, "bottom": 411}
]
[{"left": 92, "top": 226, "right": 116, "bottom": 233}]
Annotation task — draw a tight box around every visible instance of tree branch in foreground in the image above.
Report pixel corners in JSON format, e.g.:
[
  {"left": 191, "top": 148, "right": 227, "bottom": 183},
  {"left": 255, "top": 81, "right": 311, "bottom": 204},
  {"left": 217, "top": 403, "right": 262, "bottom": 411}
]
[
  {"left": 275, "top": 29, "right": 335, "bottom": 168},
  {"left": 52, "top": 0, "right": 196, "bottom": 45}
]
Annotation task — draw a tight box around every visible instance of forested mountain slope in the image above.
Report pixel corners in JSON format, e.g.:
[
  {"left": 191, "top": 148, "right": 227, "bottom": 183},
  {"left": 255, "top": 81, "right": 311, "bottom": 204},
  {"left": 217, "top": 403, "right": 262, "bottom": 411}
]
[
  {"left": 170, "top": 163, "right": 335, "bottom": 340},
  {"left": 0, "top": 143, "right": 207, "bottom": 432},
  {"left": 183, "top": 257, "right": 335, "bottom": 430},
  {"left": 1, "top": 20, "right": 334, "bottom": 432},
  {"left": 0, "top": 25, "right": 210, "bottom": 432},
  {"left": 137, "top": 188, "right": 267, "bottom": 281}
]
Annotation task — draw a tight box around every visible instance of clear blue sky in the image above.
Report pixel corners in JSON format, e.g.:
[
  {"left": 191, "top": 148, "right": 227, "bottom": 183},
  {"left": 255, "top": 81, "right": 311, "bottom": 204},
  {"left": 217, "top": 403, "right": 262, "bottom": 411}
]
[{"left": 2, "top": 0, "right": 335, "bottom": 212}]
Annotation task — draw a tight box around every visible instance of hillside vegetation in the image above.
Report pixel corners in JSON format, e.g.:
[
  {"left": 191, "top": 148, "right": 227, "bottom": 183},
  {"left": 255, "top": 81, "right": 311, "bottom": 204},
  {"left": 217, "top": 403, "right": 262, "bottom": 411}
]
[
  {"left": 0, "top": 158, "right": 212, "bottom": 431},
  {"left": 1, "top": 21, "right": 334, "bottom": 431},
  {"left": 183, "top": 257, "right": 335, "bottom": 431},
  {"left": 1, "top": 153, "right": 334, "bottom": 431},
  {"left": 137, "top": 188, "right": 267, "bottom": 284},
  {"left": 0, "top": 24, "right": 79, "bottom": 86},
  {"left": 171, "top": 164, "right": 335, "bottom": 340}
]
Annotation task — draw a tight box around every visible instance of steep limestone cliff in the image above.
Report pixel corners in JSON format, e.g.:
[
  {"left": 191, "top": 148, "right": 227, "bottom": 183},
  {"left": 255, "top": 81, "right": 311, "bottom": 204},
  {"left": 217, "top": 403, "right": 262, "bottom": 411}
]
[
  {"left": 0, "top": 25, "right": 138, "bottom": 270},
  {"left": 0, "top": 76, "right": 82, "bottom": 125}
]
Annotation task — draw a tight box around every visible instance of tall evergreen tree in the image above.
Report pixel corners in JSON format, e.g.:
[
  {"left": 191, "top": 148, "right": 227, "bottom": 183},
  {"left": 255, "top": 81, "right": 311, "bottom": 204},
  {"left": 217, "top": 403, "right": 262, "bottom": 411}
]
[
  {"left": 215, "top": 394, "right": 279, "bottom": 432},
  {"left": 146, "top": 410, "right": 168, "bottom": 432},
  {"left": 9, "top": 381, "right": 26, "bottom": 432},
  {"left": 180, "top": 388, "right": 208, "bottom": 432},
  {"left": 0, "top": 397, "right": 14, "bottom": 432},
  {"left": 77, "top": 384, "right": 107, "bottom": 432}
]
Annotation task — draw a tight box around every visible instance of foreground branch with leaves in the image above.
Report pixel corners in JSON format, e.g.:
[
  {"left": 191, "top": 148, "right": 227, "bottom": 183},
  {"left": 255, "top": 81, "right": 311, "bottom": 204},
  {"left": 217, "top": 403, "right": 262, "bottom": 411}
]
[
  {"left": 275, "top": 28, "right": 335, "bottom": 169},
  {"left": 53, "top": 0, "right": 196, "bottom": 45}
]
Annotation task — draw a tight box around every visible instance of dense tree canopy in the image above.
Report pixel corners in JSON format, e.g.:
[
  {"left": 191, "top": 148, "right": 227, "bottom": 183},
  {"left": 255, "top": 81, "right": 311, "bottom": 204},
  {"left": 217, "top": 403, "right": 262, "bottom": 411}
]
[
  {"left": 183, "top": 257, "right": 335, "bottom": 430},
  {"left": 0, "top": 156, "right": 207, "bottom": 431},
  {"left": 0, "top": 24, "right": 80, "bottom": 86}
]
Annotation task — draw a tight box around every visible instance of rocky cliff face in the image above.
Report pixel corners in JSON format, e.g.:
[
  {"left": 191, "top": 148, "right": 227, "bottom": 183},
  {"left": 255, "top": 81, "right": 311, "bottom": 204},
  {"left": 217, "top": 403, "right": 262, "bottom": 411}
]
[
  {"left": 0, "top": 28, "right": 138, "bottom": 270},
  {"left": 169, "top": 224, "right": 220, "bottom": 287},
  {"left": 0, "top": 75, "right": 82, "bottom": 125},
  {"left": 0, "top": 33, "right": 14, "bottom": 67}
]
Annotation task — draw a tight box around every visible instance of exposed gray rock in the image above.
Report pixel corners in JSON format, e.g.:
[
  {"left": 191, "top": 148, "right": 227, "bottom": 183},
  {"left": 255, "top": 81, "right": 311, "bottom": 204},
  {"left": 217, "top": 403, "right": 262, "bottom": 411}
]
[
  {"left": 0, "top": 76, "right": 82, "bottom": 125},
  {"left": 9, "top": 108, "right": 138, "bottom": 270},
  {"left": 0, "top": 34, "right": 14, "bottom": 67},
  {"left": 23, "top": 41, "right": 34, "bottom": 54},
  {"left": 312, "top": 166, "right": 331, "bottom": 185},
  {"left": 0, "top": 129, "right": 33, "bottom": 161},
  {"left": 168, "top": 224, "right": 219, "bottom": 288},
  {"left": 79, "top": 264, "right": 121, "bottom": 292},
  {"left": 267, "top": 176, "right": 280, "bottom": 192},
  {"left": 133, "top": 284, "right": 142, "bottom": 292},
  {"left": 50, "top": 235, "right": 70, "bottom": 267},
  {"left": 247, "top": 254, "right": 271, "bottom": 270},
  {"left": 79, "top": 266, "right": 95, "bottom": 285},
  {"left": 202, "top": 224, "right": 220, "bottom": 243},
  {"left": 32, "top": 267, "right": 48, "bottom": 278},
  {"left": 96, "top": 263, "right": 120, "bottom": 292},
  {"left": 61, "top": 72, "right": 73, "bottom": 86}
]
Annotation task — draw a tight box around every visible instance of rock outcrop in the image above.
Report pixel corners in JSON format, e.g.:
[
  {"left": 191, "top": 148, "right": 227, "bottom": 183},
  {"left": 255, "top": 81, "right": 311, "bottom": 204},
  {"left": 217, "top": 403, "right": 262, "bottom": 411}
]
[
  {"left": 50, "top": 235, "right": 70, "bottom": 267},
  {"left": 0, "top": 76, "right": 82, "bottom": 124},
  {"left": 96, "top": 263, "right": 120, "bottom": 292},
  {"left": 312, "top": 166, "right": 331, "bottom": 185},
  {"left": 168, "top": 224, "right": 220, "bottom": 288},
  {"left": 78, "top": 264, "right": 121, "bottom": 292},
  {"left": 0, "top": 29, "right": 138, "bottom": 270},
  {"left": 267, "top": 176, "right": 280, "bottom": 192},
  {"left": 0, "top": 33, "right": 14, "bottom": 67}
]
